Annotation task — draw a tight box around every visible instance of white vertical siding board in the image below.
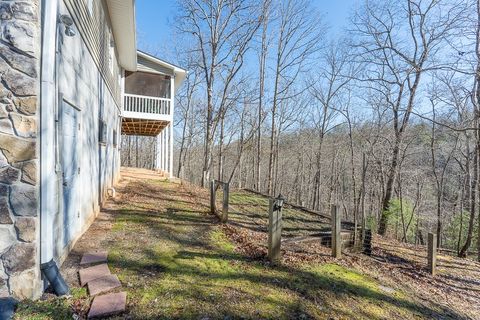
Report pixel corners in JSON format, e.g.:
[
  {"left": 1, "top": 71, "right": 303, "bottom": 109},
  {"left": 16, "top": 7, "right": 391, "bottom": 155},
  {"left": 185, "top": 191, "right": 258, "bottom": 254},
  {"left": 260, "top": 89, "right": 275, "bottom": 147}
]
[
  {"left": 48, "top": 0, "right": 122, "bottom": 266},
  {"left": 169, "top": 77, "right": 174, "bottom": 178}
]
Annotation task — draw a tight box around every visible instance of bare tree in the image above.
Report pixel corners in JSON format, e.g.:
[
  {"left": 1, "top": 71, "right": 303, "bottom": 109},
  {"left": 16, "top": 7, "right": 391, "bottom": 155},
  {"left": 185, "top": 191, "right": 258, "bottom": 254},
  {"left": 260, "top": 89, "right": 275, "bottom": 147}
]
[
  {"left": 177, "top": 63, "right": 201, "bottom": 178},
  {"left": 351, "top": 0, "right": 467, "bottom": 235},
  {"left": 266, "top": 0, "right": 323, "bottom": 195},
  {"left": 254, "top": 0, "right": 272, "bottom": 192},
  {"left": 178, "top": 0, "right": 263, "bottom": 187},
  {"left": 309, "top": 41, "right": 354, "bottom": 210}
]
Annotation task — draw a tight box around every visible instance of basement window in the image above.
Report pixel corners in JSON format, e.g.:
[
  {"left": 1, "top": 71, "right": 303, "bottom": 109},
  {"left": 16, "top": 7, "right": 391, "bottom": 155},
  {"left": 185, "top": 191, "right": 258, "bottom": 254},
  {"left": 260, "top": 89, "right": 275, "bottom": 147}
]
[
  {"left": 99, "top": 120, "right": 107, "bottom": 144},
  {"left": 113, "top": 129, "right": 117, "bottom": 147}
]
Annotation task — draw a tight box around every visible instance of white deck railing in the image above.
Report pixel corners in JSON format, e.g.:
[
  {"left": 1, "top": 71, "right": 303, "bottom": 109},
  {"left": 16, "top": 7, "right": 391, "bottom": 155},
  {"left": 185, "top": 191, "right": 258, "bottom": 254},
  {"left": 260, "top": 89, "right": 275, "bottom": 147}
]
[{"left": 123, "top": 93, "right": 171, "bottom": 117}]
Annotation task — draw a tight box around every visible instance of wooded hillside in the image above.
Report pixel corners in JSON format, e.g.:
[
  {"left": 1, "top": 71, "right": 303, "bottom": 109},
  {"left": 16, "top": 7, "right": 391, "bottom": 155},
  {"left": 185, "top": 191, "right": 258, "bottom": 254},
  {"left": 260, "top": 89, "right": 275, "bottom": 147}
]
[{"left": 122, "top": 0, "right": 480, "bottom": 260}]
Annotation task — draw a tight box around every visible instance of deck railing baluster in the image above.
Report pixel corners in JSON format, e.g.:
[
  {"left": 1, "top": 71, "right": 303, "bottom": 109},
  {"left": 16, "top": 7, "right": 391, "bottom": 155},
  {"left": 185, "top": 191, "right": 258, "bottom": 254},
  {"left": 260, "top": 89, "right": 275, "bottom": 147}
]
[{"left": 123, "top": 94, "right": 172, "bottom": 117}]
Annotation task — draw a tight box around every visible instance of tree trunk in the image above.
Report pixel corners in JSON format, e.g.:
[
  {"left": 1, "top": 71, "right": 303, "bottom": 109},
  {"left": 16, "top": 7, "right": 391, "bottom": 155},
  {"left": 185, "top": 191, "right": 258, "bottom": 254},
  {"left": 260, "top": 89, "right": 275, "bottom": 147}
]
[
  {"left": 256, "top": 4, "right": 268, "bottom": 191},
  {"left": 378, "top": 139, "right": 401, "bottom": 235},
  {"left": 460, "top": 142, "right": 478, "bottom": 257}
]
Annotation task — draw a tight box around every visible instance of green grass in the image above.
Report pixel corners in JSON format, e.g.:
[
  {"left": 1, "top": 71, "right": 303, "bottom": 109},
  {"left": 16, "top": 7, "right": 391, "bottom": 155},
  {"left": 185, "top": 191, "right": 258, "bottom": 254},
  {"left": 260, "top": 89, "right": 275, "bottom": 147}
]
[
  {"left": 15, "top": 288, "right": 88, "bottom": 320},
  {"left": 15, "top": 180, "right": 456, "bottom": 319},
  {"left": 104, "top": 198, "right": 436, "bottom": 319},
  {"left": 229, "top": 190, "right": 329, "bottom": 238}
]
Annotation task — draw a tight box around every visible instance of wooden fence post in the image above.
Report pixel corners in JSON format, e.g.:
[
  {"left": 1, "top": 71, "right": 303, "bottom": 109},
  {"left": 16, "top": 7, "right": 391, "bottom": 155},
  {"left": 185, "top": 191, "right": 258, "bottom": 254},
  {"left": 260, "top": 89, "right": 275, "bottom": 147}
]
[
  {"left": 331, "top": 205, "right": 341, "bottom": 258},
  {"left": 362, "top": 228, "right": 372, "bottom": 255},
  {"left": 210, "top": 180, "right": 216, "bottom": 215},
  {"left": 268, "top": 198, "right": 283, "bottom": 263},
  {"left": 222, "top": 182, "right": 229, "bottom": 223},
  {"left": 428, "top": 232, "right": 437, "bottom": 276}
]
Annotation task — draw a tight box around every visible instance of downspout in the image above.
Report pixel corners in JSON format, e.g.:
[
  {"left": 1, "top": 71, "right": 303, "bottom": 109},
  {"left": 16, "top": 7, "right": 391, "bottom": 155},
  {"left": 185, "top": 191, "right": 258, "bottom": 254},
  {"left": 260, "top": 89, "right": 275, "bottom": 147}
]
[
  {"left": 40, "top": 0, "right": 57, "bottom": 273},
  {"left": 40, "top": 0, "right": 69, "bottom": 296}
]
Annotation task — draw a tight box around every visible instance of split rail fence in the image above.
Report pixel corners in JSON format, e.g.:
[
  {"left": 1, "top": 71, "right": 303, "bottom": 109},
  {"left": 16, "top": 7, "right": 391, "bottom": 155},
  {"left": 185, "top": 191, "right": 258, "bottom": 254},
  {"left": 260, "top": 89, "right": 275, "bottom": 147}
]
[{"left": 208, "top": 186, "right": 441, "bottom": 273}]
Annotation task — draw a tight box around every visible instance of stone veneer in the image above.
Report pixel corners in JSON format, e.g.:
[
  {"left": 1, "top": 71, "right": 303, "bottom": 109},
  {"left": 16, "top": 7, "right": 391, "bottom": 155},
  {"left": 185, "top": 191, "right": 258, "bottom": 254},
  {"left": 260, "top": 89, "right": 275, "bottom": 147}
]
[{"left": 0, "top": 0, "right": 41, "bottom": 299}]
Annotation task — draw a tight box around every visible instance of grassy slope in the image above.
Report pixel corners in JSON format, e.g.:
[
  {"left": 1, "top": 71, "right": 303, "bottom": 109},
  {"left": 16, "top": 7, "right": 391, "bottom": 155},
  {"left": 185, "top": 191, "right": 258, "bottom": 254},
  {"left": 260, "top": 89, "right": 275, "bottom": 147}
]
[
  {"left": 15, "top": 178, "right": 456, "bottom": 319},
  {"left": 228, "top": 190, "right": 330, "bottom": 238}
]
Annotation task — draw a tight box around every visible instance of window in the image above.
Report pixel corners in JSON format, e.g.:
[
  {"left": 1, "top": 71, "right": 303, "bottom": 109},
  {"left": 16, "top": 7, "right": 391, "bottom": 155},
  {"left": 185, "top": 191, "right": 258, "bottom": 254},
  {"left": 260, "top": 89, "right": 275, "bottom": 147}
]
[
  {"left": 99, "top": 120, "right": 107, "bottom": 144},
  {"left": 113, "top": 129, "right": 117, "bottom": 147}
]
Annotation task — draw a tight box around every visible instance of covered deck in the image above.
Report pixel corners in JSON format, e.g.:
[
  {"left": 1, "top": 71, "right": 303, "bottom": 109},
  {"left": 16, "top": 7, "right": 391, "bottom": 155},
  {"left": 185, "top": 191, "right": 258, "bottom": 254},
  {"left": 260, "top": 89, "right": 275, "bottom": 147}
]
[{"left": 121, "top": 51, "right": 186, "bottom": 177}]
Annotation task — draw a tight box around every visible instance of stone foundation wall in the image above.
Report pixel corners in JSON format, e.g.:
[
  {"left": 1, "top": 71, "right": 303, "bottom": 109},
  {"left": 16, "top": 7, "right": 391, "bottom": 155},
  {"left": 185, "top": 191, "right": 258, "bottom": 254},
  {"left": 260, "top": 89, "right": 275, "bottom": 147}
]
[{"left": 0, "top": 0, "right": 41, "bottom": 299}]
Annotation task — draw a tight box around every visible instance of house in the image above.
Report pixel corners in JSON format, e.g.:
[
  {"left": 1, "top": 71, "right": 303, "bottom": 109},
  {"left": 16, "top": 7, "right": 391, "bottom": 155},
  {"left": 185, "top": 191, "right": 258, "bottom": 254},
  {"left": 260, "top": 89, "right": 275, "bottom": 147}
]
[{"left": 0, "top": 0, "right": 185, "bottom": 299}]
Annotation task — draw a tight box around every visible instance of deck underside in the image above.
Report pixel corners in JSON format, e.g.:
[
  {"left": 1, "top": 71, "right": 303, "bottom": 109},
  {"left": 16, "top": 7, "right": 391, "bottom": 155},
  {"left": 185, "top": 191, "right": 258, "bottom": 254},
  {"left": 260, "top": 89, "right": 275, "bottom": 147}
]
[{"left": 121, "top": 117, "right": 169, "bottom": 136}]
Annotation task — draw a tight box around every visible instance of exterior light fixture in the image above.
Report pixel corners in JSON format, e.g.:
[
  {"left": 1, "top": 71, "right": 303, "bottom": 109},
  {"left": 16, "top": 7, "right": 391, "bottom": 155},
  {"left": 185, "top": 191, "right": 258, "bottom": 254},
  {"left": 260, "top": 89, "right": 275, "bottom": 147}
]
[
  {"left": 60, "top": 14, "right": 76, "bottom": 37},
  {"left": 273, "top": 194, "right": 285, "bottom": 211}
]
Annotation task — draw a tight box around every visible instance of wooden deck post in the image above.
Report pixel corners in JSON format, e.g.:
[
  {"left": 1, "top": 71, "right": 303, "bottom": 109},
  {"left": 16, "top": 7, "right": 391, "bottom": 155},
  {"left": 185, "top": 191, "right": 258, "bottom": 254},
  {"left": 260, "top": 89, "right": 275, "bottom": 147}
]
[
  {"left": 428, "top": 232, "right": 437, "bottom": 276},
  {"left": 331, "top": 205, "right": 341, "bottom": 258},
  {"left": 268, "top": 198, "right": 283, "bottom": 263},
  {"left": 222, "top": 182, "right": 229, "bottom": 223},
  {"left": 210, "top": 180, "right": 216, "bottom": 215}
]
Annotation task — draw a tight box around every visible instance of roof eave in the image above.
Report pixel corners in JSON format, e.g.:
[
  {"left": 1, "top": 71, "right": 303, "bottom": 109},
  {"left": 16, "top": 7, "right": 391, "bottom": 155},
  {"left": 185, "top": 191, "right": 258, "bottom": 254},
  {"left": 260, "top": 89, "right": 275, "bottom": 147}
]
[{"left": 106, "top": 0, "right": 137, "bottom": 71}]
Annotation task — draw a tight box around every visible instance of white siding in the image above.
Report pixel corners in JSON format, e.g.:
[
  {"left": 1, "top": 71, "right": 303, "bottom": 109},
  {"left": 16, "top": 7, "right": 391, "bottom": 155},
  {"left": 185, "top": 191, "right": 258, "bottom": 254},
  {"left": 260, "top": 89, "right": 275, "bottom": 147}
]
[
  {"left": 137, "top": 55, "right": 175, "bottom": 76},
  {"left": 49, "top": 0, "right": 121, "bottom": 261}
]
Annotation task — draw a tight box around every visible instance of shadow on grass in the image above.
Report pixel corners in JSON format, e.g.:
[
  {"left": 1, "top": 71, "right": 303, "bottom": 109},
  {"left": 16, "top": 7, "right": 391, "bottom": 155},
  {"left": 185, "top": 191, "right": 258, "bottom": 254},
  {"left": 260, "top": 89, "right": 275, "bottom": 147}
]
[
  {"left": 106, "top": 205, "right": 466, "bottom": 320},
  {"left": 109, "top": 243, "right": 466, "bottom": 320},
  {"left": 109, "top": 207, "right": 215, "bottom": 227},
  {"left": 106, "top": 181, "right": 468, "bottom": 320}
]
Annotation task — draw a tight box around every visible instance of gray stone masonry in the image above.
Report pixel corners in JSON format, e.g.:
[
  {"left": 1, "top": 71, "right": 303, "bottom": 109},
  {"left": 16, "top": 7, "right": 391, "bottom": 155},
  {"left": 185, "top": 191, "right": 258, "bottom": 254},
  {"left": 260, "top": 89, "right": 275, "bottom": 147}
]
[{"left": 0, "top": 0, "right": 41, "bottom": 299}]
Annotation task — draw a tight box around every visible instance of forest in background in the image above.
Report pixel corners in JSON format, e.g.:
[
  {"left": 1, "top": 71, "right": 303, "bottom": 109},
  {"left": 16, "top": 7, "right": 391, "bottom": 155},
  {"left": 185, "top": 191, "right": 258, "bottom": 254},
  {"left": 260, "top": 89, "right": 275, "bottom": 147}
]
[{"left": 122, "top": 0, "right": 480, "bottom": 259}]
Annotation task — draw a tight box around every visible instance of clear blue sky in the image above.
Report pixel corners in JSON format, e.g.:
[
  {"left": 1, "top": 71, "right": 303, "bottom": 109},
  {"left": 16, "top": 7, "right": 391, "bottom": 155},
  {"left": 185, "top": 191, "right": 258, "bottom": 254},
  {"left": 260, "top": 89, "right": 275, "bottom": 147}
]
[{"left": 136, "top": 0, "right": 358, "bottom": 54}]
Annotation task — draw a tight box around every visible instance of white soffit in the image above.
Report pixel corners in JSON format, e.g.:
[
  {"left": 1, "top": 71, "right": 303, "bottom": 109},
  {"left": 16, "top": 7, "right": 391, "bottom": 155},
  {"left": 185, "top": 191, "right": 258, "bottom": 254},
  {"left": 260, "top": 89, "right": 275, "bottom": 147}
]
[
  {"left": 137, "top": 51, "right": 187, "bottom": 91},
  {"left": 106, "top": 0, "right": 137, "bottom": 71}
]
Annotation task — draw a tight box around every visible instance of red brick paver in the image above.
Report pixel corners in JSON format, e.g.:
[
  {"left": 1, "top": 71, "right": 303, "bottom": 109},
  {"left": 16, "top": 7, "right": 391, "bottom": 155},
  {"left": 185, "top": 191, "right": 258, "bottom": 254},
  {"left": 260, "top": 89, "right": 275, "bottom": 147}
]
[
  {"left": 79, "top": 263, "right": 111, "bottom": 286},
  {"left": 87, "top": 274, "right": 121, "bottom": 296},
  {"left": 87, "top": 292, "right": 127, "bottom": 319},
  {"left": 80, "top": 251, "right": 108, "bottom": 265}
]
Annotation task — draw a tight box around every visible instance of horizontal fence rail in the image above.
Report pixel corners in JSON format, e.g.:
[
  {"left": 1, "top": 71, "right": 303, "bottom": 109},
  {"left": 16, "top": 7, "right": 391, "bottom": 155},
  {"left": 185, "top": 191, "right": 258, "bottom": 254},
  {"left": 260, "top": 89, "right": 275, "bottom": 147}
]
[
  {"left": 124, "top": 93, "right": 171, "bottom": 116},
  {"left": 241, "top": 188, "right": 372, "bottom": 254}
]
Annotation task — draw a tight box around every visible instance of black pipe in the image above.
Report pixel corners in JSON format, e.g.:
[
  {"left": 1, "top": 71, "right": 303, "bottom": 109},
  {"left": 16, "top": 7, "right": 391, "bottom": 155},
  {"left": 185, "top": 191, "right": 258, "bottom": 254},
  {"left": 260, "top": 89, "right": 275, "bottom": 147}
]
[
  {"left": 40, "top": 260, "right": 69, "bottom": 296},
  {"left": 0, "top": 297, "right": 17, "bottom": 320}
]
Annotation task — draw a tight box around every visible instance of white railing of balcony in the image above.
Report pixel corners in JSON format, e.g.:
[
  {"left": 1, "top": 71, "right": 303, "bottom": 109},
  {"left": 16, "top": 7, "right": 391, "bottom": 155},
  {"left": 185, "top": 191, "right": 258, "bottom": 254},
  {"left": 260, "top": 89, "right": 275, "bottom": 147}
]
[{"left": 124, "top": 93, "right": 171, "bottom": 116}]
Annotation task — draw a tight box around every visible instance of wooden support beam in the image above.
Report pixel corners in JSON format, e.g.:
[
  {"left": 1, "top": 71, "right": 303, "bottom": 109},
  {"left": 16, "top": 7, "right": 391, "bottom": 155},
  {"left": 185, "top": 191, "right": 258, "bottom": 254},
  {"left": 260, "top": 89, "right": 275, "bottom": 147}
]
[{"left": 121, "top": 118, "right": 168, "bottom": 136}]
